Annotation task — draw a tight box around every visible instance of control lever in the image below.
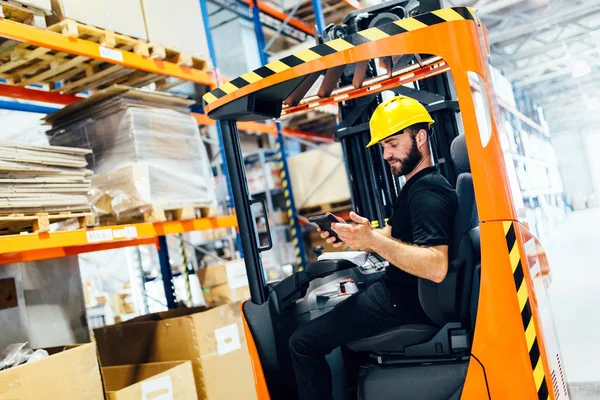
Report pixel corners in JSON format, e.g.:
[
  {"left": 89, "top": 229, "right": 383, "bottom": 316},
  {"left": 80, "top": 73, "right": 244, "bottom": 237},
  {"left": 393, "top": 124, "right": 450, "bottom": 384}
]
[{"left": 313, "top": 245, "right": 325, "bottom": 258}]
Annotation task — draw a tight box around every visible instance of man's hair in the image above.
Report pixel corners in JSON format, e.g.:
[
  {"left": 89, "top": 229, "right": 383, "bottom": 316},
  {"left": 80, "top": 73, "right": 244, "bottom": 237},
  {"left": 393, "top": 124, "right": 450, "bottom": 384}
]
[
  {"left": 388, "top": 123, "right": 430, "bottom": 141},
  {"left": 404, "top": 122, "right": 430, "bottom": 139}
]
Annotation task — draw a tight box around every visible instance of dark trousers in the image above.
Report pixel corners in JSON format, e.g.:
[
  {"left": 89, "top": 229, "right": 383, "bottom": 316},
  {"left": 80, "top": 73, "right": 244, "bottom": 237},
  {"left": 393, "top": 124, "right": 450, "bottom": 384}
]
[{"left": 289, "top": 280, "right": 430, "bottom": 400}]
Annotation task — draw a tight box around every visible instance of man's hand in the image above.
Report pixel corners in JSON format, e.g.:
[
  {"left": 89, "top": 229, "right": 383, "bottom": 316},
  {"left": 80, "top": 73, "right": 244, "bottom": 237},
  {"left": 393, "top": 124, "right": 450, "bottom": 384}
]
[
  {"left": 331, "top": 212, "right": 376, "bottom": 251},
  {"left": 317, "top": 213, "right": 346, "bottom": 248}
]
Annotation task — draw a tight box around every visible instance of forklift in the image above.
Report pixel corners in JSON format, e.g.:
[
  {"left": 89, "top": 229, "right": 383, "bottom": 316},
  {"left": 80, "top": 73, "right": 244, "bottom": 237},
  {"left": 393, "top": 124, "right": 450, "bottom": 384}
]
[{"left": 203, "top": 2, "right": 569, "bottom": 399}]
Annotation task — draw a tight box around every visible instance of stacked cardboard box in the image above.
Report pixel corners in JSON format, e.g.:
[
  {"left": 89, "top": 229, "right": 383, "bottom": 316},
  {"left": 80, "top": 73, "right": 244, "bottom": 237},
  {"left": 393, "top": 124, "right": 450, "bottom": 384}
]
[
  {"left": 287, "top": 143, "right": 351, "bottom": 210},
  {"left": 0, "top": 141, "right": 92, "bottom": 217},
  {"left": 0, "top": 342, "right": 199, "bottom": 399},
  {"left": 45, "top": 86, "right": 216, "bottom": 220},
  {"left": 48, "top": 0, "right": 211, "bottom": 61},
  {"left": 197, "top": 260, "right": 250, "bottom": 307},
  {"left": 49, "top": 0, "right": 147, "bottom": 39},
  {"left": 141, "top": 0, "right": 211, "bottom": 62},
  {"left": 94, "top": 304, "right": 258, "bottom": 400}
]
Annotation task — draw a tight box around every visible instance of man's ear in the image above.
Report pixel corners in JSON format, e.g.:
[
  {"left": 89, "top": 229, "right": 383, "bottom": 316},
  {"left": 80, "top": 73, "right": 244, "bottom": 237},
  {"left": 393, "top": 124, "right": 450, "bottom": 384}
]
[{"left": 417, "top": 129, "right": 428, "bottom": 147}]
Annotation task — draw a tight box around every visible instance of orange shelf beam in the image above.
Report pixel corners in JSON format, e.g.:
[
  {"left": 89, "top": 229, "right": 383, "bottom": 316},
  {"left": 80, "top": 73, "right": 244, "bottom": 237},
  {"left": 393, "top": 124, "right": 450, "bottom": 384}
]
[
  {"left": 0, "top": 215, "right": 238, "bottom": 265},
  {"left": 0, "top": 84, "right": 82, "bottom": 105},
  {"left": 243, "top": 0, "right": 314, "bottom": 36},
  {"left": 0, "top": 19, "right": 214, "bottom": 86}
]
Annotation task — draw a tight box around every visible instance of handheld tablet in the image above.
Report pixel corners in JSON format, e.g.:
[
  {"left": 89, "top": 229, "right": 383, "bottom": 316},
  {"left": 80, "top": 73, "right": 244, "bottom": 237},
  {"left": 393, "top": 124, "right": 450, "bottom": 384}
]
[{"left": 309, "top": 213, "right": 341, "bottom": 243}]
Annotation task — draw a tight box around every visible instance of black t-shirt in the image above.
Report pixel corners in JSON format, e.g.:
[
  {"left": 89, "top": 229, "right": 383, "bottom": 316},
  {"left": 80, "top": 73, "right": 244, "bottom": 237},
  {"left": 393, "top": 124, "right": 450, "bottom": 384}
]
[{"left": 382, "top": 166, "right": 457, "bottom": 294}]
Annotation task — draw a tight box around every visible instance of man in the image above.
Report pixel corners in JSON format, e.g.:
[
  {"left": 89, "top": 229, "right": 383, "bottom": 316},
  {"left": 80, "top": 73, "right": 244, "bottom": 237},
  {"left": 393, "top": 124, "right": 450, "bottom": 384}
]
[{"left": 288, "top": 95, "right": 458, "bottom": 400}]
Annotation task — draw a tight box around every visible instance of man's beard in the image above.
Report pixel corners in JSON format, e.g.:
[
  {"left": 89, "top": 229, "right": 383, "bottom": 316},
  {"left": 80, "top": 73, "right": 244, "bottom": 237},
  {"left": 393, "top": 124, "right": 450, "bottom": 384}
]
[{"left": 388, "top": 138, "right": 422, "bottom": 176}]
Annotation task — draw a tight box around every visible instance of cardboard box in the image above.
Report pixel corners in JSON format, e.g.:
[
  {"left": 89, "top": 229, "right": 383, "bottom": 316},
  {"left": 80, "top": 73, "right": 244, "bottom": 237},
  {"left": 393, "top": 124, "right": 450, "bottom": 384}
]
[
  {"left": 141, "top": 0, "right": 210, "bottom": 62},
  {"left": 197, "top": 260, "right": 248, "bottom": 290},
  {"left": 203, "top": 284, "right": 250, "bottom": 307},
  {"left": 50, "top": 0, "right": 147, "bottom": 39},
  {"left": 197, "top": 260, "right": 250, "bottom": 306},
  {"left": 0, "top": 343, "right": 104, "bottom": 399},
  {"left": 103, "top": 361, "right": 197, "bottom": 400},
  {"left": 287, "top": 143, "right": 351, "bottom": 209},
  {"left": 18, "top": 0, "right": 52, "bottom": 12},
  {"left": 272, "top": 210, "right": 290, "bottom": 226},
  {"left": 94, "top": 304, "right": 258, "bottom": 400}
]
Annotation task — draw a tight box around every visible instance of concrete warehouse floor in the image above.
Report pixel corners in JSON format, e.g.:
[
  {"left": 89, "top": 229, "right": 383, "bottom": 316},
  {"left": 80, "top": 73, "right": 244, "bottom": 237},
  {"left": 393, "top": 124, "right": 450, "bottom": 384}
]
[{"left": 545, "top": 208, "right": 600, "bottom": 399}]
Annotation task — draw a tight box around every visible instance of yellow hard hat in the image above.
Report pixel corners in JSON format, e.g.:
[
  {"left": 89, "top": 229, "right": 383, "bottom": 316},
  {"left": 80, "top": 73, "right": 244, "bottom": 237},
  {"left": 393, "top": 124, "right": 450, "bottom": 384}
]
[{"left": 367, "top": 95, "right": 434, "bottom": 147}]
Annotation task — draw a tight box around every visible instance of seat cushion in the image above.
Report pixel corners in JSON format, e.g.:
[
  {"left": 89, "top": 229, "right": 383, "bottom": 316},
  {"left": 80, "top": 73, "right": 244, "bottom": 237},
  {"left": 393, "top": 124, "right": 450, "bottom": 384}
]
[{"left": 346, "top": 324, "right": 439, "bottom": 353}]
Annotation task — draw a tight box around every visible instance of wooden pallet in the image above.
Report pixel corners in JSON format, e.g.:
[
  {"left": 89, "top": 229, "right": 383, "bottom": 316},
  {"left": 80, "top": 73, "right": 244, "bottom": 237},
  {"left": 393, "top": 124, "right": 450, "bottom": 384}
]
[
  {"left": 284, "top": 109, "right": 337, "bottom": 135},
  {"left": 0, "top": 211, "right": 95, "bottom": 234},
  {"left": 0, "top": 0, "right": 47, "bottom": 28},
  {"left": 0, "top": 19, "right": 208, "bottom": 95},
  {"left": 98, "top": 205, "right": 218, "bottom": 226},
  {"left": 299, "top": 200, "right": 352, "bottom": 217},
  {"left": 48, "top": 19, "right": 150, "bottom": 56}
]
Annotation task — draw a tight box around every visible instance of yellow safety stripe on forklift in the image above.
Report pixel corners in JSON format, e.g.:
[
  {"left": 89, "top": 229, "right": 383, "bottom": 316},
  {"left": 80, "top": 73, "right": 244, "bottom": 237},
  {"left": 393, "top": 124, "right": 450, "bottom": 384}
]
[
  {"left": 503, "top": 221, "right": 549, "bottom": 400},
  {"left": 275, "top": 139, "right": 305, "bottom": 271},
  {"left": 202, "top": 7, "right": 476, "bottom": 105}
]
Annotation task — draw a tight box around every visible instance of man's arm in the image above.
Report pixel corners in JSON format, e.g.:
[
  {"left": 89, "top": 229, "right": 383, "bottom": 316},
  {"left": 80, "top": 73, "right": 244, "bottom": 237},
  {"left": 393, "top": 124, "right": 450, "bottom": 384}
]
[
  {"left": 332, "top": 183, "right": 456, "bottom": 284},
  {"left": 331, "top": 214, "right": 448, "bottom": 283},
  {"left": 369, "top": 236, "right": 448, "bottom": 283}
]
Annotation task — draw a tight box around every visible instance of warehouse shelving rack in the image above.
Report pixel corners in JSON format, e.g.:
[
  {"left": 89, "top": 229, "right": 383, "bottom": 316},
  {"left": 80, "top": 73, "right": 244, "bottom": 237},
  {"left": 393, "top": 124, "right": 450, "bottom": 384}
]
[
  {"left": 0, "top": 1, "right": 337, "bottom": 309},
  {"left": 495, "top": 88, "right": 566, "bottom": 239},
  {"left": 199, "top": 0, "right": 348, "bottom": 273}
]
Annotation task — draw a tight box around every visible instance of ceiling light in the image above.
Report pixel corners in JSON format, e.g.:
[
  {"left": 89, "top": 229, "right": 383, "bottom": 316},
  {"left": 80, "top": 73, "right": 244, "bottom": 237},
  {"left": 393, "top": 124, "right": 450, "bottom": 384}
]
[
  {"left": 587, "top": 97, "right": 600, "bottom": 111},
  {"left": 572, "top": 60, "right": 591, "bottom": 78}
]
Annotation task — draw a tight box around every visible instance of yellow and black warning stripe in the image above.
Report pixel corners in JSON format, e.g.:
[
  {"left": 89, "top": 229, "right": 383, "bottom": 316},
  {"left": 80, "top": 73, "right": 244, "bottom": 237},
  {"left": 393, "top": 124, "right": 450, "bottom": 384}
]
[
  {"left": 274, "top": 140, "right": 304, "bottom": 270},
  {"left": 504, "top": 221, "right": 549, "bottom": 400},
  {"left": 203, "top": 7, "right": 476, "bottom": 106},
  {"left": 178, "top": 233, "right": 192, "bottom": 305}
]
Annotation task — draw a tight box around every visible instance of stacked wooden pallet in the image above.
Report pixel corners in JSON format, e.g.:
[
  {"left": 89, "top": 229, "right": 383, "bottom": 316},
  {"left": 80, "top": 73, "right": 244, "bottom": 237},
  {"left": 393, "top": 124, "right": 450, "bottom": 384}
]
[
  {"left": 0, "top": 0, "right": 49, "bottom": 28},
  {"left": 283, "top": 109, "right": 337, "bottom": 136},
  {"left": 0, "top": 15, "right": 207, "bottom": 94},
  {"left": 0, "top": 141, "right": 94, "bottom": 234}
]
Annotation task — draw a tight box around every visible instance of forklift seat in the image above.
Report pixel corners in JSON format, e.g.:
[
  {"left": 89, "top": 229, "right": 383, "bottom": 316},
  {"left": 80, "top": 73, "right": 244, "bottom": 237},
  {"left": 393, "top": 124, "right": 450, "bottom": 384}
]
[{"left": 347, "top": 134, "right": 479, "bottom": 356}]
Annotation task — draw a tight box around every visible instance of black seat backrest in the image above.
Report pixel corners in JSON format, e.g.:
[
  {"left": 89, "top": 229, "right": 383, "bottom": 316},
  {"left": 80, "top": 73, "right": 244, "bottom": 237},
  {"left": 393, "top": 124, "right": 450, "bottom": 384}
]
[{"left": 418, "top": 134, "right": 480, "bottom": 327}]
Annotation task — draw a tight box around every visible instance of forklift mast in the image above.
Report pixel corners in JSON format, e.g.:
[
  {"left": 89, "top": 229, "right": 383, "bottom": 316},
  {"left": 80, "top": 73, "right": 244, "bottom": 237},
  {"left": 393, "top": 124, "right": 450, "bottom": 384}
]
[{"left": 324, "top": 0, "right": 461, "bottom": 227}]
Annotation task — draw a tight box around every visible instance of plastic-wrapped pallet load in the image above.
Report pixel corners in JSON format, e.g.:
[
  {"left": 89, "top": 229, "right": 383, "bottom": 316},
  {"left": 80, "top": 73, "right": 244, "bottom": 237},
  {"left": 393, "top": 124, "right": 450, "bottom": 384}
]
[{"left": 45, "top": 86, "right": 216, "bottom": 221}]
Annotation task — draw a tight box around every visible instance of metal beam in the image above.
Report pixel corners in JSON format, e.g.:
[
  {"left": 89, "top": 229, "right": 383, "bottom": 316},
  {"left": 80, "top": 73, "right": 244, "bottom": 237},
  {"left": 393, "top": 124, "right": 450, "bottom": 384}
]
[
  {"left": 264, "top": 0, "right": 303, "bottom": 52},
  {"left": 507, "top": 47, "right": 600, "bottom": 81},
  {"left": 238, "top": 0, "right": 313, "bottom": 35},
  {"left": 527, "top": 69, "right": 600, "bottom": 98},
  {"left": 516, "top": 60, "right": 600, "bottom": 88},
  {"left": 479, "top": 0, "right": 527, "bottom": 14},
  {"left": 548, "top": 117, "right": 600, "bottom": 134},
  {"left": 492, "top": 25, "right": 600, "bottom": 66},
  {"left": 489, "top": 2, "right": 600, "bottom": 45}
]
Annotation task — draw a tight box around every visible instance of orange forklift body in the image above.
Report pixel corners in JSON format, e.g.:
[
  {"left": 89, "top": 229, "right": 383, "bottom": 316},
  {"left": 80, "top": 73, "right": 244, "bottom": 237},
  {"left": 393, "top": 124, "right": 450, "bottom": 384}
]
[{"left": 204, "top": 7, "right": 568, "bottom": 400}]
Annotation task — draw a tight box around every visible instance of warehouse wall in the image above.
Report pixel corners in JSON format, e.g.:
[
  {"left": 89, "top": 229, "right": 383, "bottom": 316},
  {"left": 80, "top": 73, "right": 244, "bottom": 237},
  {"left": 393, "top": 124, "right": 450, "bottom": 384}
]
[
  {"left": 0, "top": 257, "right": 89, "bottom": 349},
  {"left": 551, "top": 132, "right": 595, "bottom": 203}
]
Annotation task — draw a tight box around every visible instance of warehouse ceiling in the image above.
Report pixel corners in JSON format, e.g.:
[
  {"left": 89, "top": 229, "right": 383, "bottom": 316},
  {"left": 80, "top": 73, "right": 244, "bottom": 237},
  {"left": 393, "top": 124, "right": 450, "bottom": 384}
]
[
  {"left": 270, "top": 0, "right": 600, "bottom": 136},
  {"left": 442, "top": 0, "right": 600, "bottom": 135},
  {"left": 207, "top": 0, "right": 599, "bottom": 137}
]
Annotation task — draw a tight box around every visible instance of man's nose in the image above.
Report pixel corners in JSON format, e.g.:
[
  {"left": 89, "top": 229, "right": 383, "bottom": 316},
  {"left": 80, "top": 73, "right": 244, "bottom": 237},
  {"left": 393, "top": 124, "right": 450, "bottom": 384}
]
[{"left": 382, "top": 148, "right": 391, "bottom": 160}]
